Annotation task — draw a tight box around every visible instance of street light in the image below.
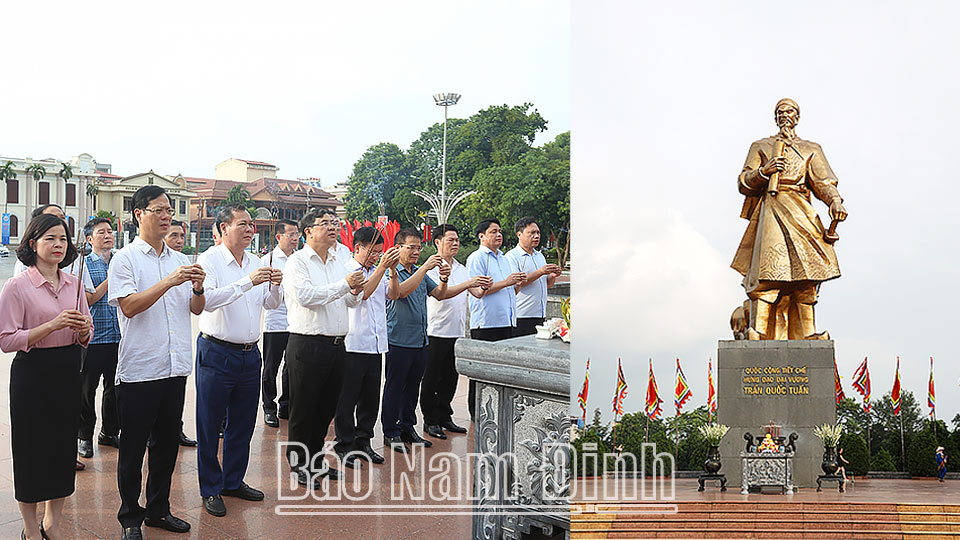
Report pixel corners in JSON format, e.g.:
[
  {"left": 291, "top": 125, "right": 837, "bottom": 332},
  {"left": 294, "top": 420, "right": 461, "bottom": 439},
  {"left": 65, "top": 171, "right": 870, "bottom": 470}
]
[{"left": 414, "top": 92, "right": 474, "bottom": 225}]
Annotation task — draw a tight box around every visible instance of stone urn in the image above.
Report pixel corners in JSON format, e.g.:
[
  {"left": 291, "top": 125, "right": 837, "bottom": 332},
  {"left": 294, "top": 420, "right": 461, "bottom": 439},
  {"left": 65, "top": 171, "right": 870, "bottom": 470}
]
[
  {"left": 704, "top": 445, "right": 722, "bottom": 474},
  {"left": 821, "top": 446, "right": 839, "bottom": 475}
]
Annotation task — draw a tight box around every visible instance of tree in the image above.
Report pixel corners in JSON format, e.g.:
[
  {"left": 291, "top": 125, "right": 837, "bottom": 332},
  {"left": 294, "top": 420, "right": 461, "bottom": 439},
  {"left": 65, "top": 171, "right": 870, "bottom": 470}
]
[
  {"left": 871, "top": 448, "right": 897, "bottom": 472},
  {"left": 86, "top": 180, "right": 100, "bottom": 212},
  {"left": 345, "top": 143, "right": 420, "bottom": 224},
  {"left": 58, "top": 162, "right": 73, "bottom": 183},
  {"left": 464, "top": 131, "right": 570, "bottom": 265},
  {"left": 221, "top": 185, "right": 256, "bottom": 215},
  {"left": 572, "top": 429, "right": 609, "bottom": 477},
  {"left": 0, "top": 160, "right": 16, "bottom": 215},
  {"left": 95, "top": 210, "right": 117, "bottom": 228},
  {"left": 838, "top": 432, "right": 869, "bottom": 475},
  {"left": 906, "top": 425, "right": 939, "bottom": 477}
]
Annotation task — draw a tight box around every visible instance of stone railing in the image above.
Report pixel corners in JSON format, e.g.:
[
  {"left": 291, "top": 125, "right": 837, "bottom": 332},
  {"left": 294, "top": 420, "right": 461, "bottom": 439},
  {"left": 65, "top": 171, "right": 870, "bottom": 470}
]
[{"left": 456, "top": 334, "right": 571, "bottom": 540}]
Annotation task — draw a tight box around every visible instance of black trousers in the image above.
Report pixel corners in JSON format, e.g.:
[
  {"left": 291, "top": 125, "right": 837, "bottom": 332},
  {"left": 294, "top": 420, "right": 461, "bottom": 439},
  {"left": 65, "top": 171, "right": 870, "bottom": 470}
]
[
  {"left": 381, "top": 345, "right": 427, "bottom": 438},
  {"left": 116, "top": 376, "right": 186, "bottom": 528},
  {"left": 514, "top": 317, "right": 544, "bottom": 338},
  {"left": 261, "top": 331, "right": 290, "bottom": 415},
  {"left": 285, "top": 334, "right": 344, "bottom": 471},
  {"left": 334, "top": 352, "right": 382, "bottom": 453},
  {"left": 468, "top": 327, "right": 514, "bottom": 419},
  {"left": 79, "top": 342, "right": 119, "bottom": 439},
  {"left": 419, "top": 336, "right": 459, "bottom": 426}
]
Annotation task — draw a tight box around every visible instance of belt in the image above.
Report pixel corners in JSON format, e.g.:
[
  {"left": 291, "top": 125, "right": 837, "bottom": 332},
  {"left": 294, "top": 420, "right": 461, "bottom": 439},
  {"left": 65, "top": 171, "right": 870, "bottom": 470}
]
[
  {"left": 294, "top": 334, "right": 345, "bottom": 345},
  {"left": 201, "top": 333, "right": 258, "bottom": 352}
]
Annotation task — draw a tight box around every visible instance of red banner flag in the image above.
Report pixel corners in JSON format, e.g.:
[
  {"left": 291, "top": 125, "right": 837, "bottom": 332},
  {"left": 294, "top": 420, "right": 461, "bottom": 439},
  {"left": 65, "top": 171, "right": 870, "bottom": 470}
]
[
  {"left": 645, "top": 359, "right": 663, "bottom": 420},
  {"left": 675, "top": 358, "right": 692, "bottom": 415},
  {"left": 578, "top": 359, "right": 590, "bottom": 422},
  {"left": 834, "top": 358, "right": 845, "bottom": 405},
  {"left": 892, "top": 356, "right": 902, "bottom": 416},
  {"left": 613, "top": 359, "right": 628, "bottom": 418},
  {"left": 852, "top": 357, "right": 871, "bottom": 413}
]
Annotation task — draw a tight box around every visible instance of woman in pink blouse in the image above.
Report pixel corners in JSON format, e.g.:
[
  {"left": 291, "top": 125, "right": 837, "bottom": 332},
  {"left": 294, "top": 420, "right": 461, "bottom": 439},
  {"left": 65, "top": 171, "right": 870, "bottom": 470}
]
[{"left": 0, "top": 214, "right": 93, "bottom": 540}]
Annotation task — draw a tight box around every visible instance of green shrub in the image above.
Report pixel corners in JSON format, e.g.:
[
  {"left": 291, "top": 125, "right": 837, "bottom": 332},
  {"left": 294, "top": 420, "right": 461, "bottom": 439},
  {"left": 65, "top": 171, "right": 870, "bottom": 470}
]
[
  {"left": 838, "top": 432, "right": 870, "bottom": 475},
  {"left": 907, "top": 427, "right": 938, "bottom": 477},
  {"left": 871, "top": 448, "right": 897, "bottom": 472}
]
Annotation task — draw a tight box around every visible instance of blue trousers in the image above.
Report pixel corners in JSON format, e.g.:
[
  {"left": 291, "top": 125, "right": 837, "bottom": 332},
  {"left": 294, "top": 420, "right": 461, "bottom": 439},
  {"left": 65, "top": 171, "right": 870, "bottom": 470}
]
[
  {"left": 381, "top": 345, "right": 427, "bottom": 438},
  {"left": 196, "top": 336, "right": 261, "bottom": 497}
]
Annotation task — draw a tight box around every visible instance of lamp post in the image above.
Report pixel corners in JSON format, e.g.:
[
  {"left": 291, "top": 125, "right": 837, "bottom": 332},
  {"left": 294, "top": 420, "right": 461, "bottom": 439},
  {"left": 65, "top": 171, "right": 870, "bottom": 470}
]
[{"left": 413, "top": 93, "right": 473, "bottom": 225}]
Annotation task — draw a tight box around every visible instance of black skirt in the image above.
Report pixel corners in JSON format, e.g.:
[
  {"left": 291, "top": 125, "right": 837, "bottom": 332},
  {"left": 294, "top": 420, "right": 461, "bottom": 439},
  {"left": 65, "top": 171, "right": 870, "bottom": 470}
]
[{"left": 9, "top": 344, "right": 82, "bottom": 503}]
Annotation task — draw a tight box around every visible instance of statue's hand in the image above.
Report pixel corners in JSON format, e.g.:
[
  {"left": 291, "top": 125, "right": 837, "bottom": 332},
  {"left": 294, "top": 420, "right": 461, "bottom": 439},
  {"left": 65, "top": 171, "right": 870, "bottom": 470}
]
[
  {"left": 829, "top": 199, "right": 848, "bottom": 222},
  {"left": 760, "top": 156, "right": 786, "bottom": 176}
]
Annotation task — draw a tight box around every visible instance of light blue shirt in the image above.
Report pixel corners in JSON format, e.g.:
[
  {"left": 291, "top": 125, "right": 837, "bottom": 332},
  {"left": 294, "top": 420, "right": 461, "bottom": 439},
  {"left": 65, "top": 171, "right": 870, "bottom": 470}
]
[
  {"left": 506, "top": 246, "right": 548, "bottom": 318},
  {"left": 467, "top": 245, "right": 517, "bottom": 329}
]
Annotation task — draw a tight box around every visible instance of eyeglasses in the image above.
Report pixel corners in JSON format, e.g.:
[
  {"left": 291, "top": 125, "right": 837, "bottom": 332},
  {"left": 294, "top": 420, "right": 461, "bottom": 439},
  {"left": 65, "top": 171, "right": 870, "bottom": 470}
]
[
  {"left": 142, "top": 207, "right": 175, "bottom": 216},
  {"left": 401, "top": 244, "right": 423, "bottom": 252},
  {"left": 310, "top": 220, "right": 339, "bottom": 229},
  {"left": 279, "top": 232, "right": 301, "bottom": 238}
]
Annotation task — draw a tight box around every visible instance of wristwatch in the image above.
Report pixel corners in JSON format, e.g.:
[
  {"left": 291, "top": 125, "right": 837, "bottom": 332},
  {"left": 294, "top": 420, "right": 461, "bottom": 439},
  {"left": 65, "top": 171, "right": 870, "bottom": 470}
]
[{"left": 193, "top": 287, "right": 205, "bottom": 296}]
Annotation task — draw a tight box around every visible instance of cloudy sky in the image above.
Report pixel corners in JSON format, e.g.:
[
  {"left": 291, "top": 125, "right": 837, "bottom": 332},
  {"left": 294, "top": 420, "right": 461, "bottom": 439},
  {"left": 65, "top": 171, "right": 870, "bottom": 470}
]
[
  {"left": 572, "top": 2, "right": 960, "bottom": 423},
  {"left": 0, "top": 1, "right": 570, "bottom": 185}
]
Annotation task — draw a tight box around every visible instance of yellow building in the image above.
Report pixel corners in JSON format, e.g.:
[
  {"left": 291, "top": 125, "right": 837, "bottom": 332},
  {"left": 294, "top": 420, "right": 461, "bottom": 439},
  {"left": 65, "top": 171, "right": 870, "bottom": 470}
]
[{"left": 95, "top": 171, "right": 196, "bottom": 247}]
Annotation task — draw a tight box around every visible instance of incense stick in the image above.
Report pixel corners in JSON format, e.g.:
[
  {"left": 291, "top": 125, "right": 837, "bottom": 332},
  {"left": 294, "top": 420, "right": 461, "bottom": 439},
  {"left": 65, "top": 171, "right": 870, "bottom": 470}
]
[{"left": 74, "top": 230, "right": 87, "bottom": 310}]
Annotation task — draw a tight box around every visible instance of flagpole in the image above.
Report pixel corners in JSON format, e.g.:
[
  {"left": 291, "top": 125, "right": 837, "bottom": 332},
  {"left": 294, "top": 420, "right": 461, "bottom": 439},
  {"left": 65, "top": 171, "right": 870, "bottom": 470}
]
[{"left": 899, "top": 412, "right": 905, "bottom": 472}]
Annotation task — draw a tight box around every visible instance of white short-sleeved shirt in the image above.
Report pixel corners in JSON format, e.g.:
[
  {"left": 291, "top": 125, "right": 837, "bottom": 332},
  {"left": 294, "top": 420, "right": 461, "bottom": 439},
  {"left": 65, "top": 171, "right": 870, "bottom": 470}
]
[
  {"left": 427, "top": 259, "right": 470, "bottom": 338},
  {"left": 506, "top": 246, "right": 548, "bottom": 318},
  {"left": 261, "top": 247, "right": 292, "bottom": 333},
  {"left": 282, "top": 243, "right": 362, "bottom": 336},
  {"left": 108, "top": 237, "right": 194, "bottom": 384},
  {"left": 198, "top": 244, "right": 283, "bottom": 344},
  {"left": 344, "top": 258, "right": 389, "bottom": 354}
]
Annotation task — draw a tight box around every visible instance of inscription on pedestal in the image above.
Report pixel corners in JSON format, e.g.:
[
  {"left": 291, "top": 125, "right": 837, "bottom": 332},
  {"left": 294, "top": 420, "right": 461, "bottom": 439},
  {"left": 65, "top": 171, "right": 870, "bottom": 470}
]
[{"left": 718, "top": 340, "right": 836, "bottom": 489}]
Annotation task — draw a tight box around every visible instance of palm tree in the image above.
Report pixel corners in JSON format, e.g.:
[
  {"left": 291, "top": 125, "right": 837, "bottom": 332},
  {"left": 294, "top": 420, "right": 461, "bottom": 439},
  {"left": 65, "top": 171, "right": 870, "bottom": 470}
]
[
  {"left": 58, "top": 162, "right": 73, "bottom": 216},
  {"left": 86, "top": 180, "right": 100, "bottom": 213},
  {"left": 25, "top": 163, "right": 46, "bottom": 218},
  {"left": 0, "top": 160, "right": 16, "bottom": 216}
]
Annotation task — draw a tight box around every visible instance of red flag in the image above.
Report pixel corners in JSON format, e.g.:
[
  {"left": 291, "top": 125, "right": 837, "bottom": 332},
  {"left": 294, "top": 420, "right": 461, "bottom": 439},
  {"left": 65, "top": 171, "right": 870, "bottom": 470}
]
[
  {"left": 645, "top": 359, "right": 663, "bottom": 420},
  {"left": 834, "top": 358, "right": 845, "bottom": 405},
  {"left": 675, "top": 358, "right": 692, "bottom": 415},
  {"left": 852, "top": 357, "right": 871, "bottom": 413},
  {"left": 891, "top": 356, "right": 901, "bottom": 416},
  {"left": 577, "top": 359, "right": 590, "bottom": 422},
  {"left": 707, "top": 358, "right": 717, "bottom": 422},
  {"left": 928, "top": 357, "right": 936, "bottom": 420},
  {"left": 613, "top": 359, "right": 628, "bottom": 417}
]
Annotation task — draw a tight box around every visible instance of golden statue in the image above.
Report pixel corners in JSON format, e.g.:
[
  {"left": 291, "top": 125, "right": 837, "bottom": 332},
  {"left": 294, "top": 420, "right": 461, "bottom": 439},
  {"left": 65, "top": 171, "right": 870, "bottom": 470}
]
[{"left": 731, "top": 98, "right": 848, "bottom": 340}]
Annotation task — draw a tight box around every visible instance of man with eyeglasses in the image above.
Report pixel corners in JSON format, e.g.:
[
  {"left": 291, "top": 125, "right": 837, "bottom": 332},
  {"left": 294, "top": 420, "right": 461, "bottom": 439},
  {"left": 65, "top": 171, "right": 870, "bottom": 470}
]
[
  {"left": 77, "top": 217, "right": 121, "bottom": 460},
  {"left": 108, "top": 185, "right": 205, "bottom": 540},
  {"left": 506, "top": 217, "right": 562, "bottom": 337},
  {"left": 282, "top": 209, "right": 365, "bottom": 488},
  {"left": 334, "top": 226, "right": 400, "bottom": 467},
  {"left": 260, "top": 219, "right": 300, "bottom": 428},
  {"left": 194, "top": 205, "right": 282, "bottom": 517},
  {"left": 382, "top": 228, "right": 450, "bottom": 453},
  {"left": 465, "top": 218, "right": 526, "bottom": 420}
]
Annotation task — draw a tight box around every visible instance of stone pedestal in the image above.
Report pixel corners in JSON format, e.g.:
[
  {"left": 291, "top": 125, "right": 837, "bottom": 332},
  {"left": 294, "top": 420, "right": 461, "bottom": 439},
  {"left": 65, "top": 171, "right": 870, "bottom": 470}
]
[
  {"left": 717, "top": 340, "right": 836, "bottom": 489},
  {"left": 456, "top": 335, "right": 570, "bottom": 540}
]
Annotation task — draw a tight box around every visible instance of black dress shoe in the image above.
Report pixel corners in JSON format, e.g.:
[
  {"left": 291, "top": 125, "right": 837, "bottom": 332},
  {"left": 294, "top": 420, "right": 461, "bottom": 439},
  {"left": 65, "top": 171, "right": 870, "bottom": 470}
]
[
  {"left": 317, "top": 466, "right": 341, "bottom": 480},
  {"left": 424, "top": 424, "right": 447, "bottom": 439},
  {"left": 222, "top": 482, "right": 264, "bottom": 501},
  {"left": 179, "top": 431, "right": 197, "bottom": 447},
  {"left": 264, "top": 412, "right": 280, "bottom": 428},
  {"left": 296, "top": 470, "right": 321, "bottom": 490},
  {"left": 358, "top": 444, "right": 385, "bottom": 464},
  {"left": 203, "top": 495, "right": 227, "bottom": 517},
  {"left": 277, "top": 407, "right": 289, "bottom": 420},
  {"left": 385, "top": 436, "right": 408, "bottom": 454},
  {"left": 76, "top": 460, "right": 85, "bottom": 471},
  {"left": 78, "top": 439, "right": 93, "bottom": 458},
  {"left": 144, "top": 514, "right": 191, "bottom": 533},
  {"left": 337, "top": 452, "right": 360, "bottom": 469},
  {"left": 440, "top": 420, "right": 468, "bottom": 433},
  {"left": 401, "top": 430, "right": 433, "bottom": 447},
  {"left": 98, "top": 433, "right": 120, "bottom": 448},
  {"left": 120, "top": 526, "right": 143, "bottom": 540}
]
